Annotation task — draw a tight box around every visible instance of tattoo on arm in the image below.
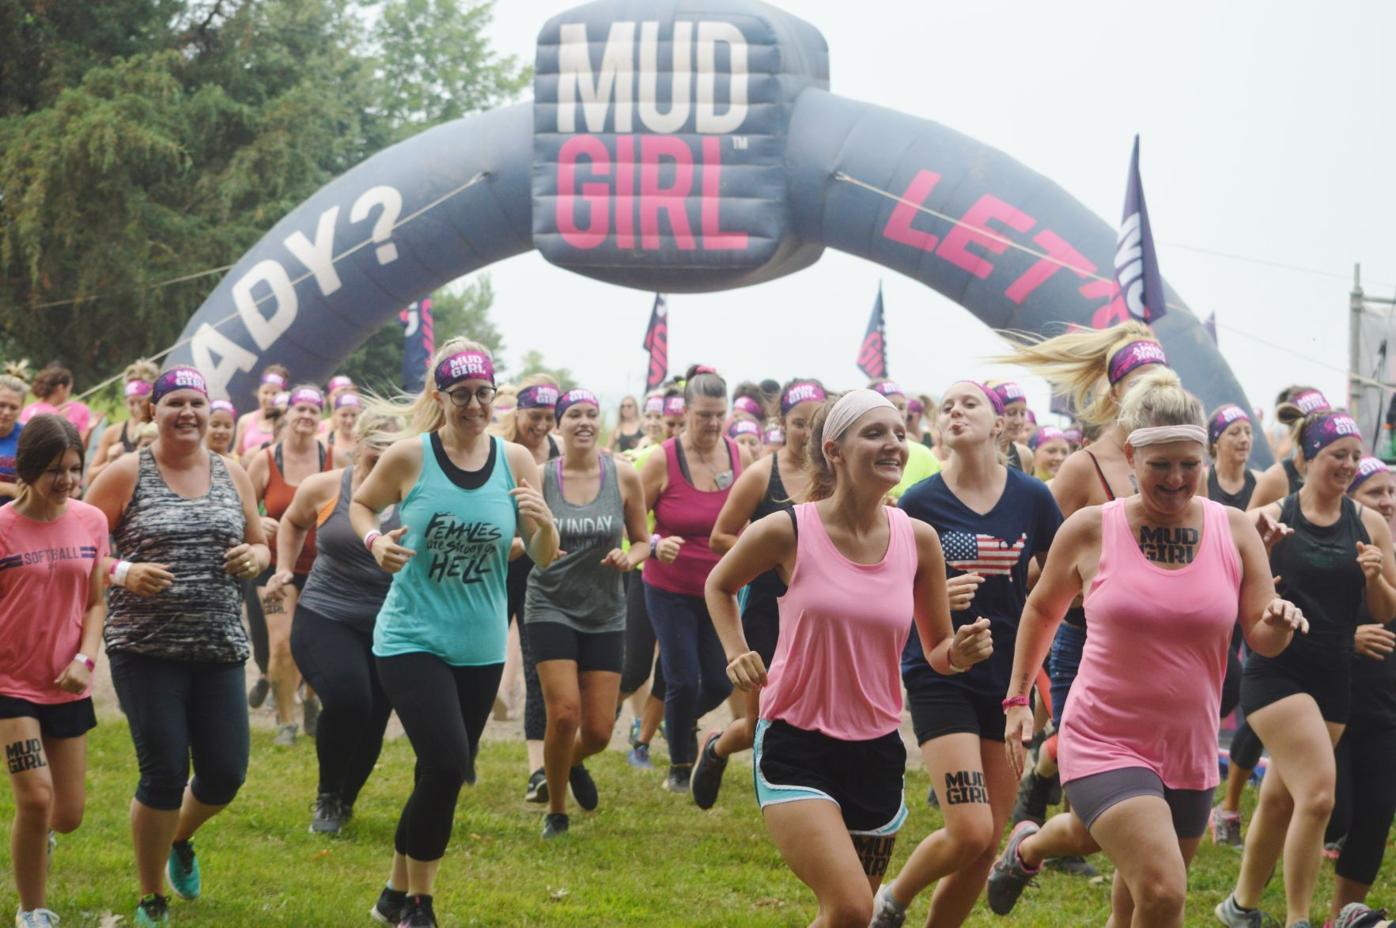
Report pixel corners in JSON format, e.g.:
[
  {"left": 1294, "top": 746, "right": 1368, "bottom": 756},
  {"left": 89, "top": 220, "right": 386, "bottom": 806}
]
[
  {"left": 1138, "top": 525, "right": 1198, "bottom": 565},
  {"left": 943, "top": 769, "right": 989, "bottom": 805},
  {"left": 6, "top": 739, "right": 46, "bottom": 774}
]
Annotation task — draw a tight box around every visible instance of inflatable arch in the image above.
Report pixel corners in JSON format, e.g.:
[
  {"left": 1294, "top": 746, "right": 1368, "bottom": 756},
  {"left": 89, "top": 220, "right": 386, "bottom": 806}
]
[{"left": 171, "top": 0, "right": 1267, "bottom": 462}]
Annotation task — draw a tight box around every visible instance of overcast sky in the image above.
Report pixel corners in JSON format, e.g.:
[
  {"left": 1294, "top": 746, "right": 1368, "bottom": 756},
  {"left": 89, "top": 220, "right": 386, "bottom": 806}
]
[{"left": 467, "top": 1, "right": 1396, "bottom": 425}]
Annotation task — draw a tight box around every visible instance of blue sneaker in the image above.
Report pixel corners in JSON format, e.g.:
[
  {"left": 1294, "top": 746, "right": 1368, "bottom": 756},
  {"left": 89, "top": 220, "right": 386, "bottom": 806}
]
[
  {"left": 134, "top": 893, "right": 169, "bottom": 926},
  {"left": 166, "top": 839, "right": 200, "bottom": 900},
  {"left": 627, "top": 742, "right": 654, "bottom": 769},
  {"left": 628, "top": 717, "right": 643, "bottom": 748}
]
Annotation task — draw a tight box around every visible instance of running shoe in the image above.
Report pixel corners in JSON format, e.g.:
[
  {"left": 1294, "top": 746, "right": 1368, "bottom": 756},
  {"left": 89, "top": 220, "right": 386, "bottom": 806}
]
[
  {"left": 627, "top": 742, "right": 654, "bottom": 769},
  {"left": 524, "top": 767, "right": 548, "bottom": 803},
  {"left": 247, "top": 676, "right": 270, "bottom": 709},
  {"left": 1336, "top": 903, "right": 1390, "bottom": 928},
  {"left": 1045, "top": 855, "right": 1098, "bottom": 877},
  {"left": 273, "top": 723, "right": 297, "bottom": 747},
  {"left": 15, "top": 909, "right": 60, "bottom": 928},
  {"left": 1324, "top": 835, "right": 1346, "bottom": 860},
  {"left": 542, "top": 813, "right": 570, "bottom": 839},
  {"left": 1210, "top": 807, "right": 1243, "bottom": 848},
  {"left": 628, "top": 717, "right": 643, "bottom": 748},
  {"left": 868, "top": 885, "right": 907, "bottom": 928},
  {"left": 1011, "top": 769, "right": 1055, "bottom": 826},
  {"left": 986, "top": 821, "right": 1040, "bottom": 916},
  {"left": 309, "top": 793, "right": 347, "bottom": 835},
  {"left": 690, "top": 732, "right": 728, "bottom": 810},
  {"left": 134, "top": 894, "right": 168, "bottom": 927},
  {"left": 664, "top": 764, "right": 692, "bottom": 793},
  {"left": 569, "top": 764, "right": 599, "bottom": 811},
  {"left": 397, "top": 894, "right": 436, "bottom": 928},
  {"left": 302, "top": 692, "right": 320, "bottom": 738},
  {"left": 369, "top": 886, "right": 407, "bottom": 925},
  {"left": 166, "top": 839, "right": 200, "bottom": 900},
  {"left": 1214, "top": 893, "right": 1265, "bottom": 928}
]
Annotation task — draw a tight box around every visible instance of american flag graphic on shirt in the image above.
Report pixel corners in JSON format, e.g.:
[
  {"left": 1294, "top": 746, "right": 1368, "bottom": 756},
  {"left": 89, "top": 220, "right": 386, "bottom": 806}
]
[{"left": 941, "top": 532, "right": 1027, "bottom": 576}]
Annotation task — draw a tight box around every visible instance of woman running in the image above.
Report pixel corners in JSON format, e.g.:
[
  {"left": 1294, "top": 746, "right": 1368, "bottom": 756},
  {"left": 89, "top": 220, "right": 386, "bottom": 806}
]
[
  {"left": 640, "top": 365, "right": 752, "bottom": 791},
  {"left": 269, "top": 411, "right": 402, "bottom": 836},
  {"left": 661, "top": 393, "right": 686, "bottom": 440},
  {"left": 690, "top": 378, "right": 825, "bottom": 808},
  {"left": 85, "top": 366, "right": 269, "bottom": 927},
  {"left": 707, "top": 389, "right": 991, "bottom": 928},
  {"left": 90, "top": 360, "right": 159, "bottom": 482},
  {"left": 761, "top": 425, "right": 786, "bottom": 459},
  {"left": 632, "top": 394, "right": 667, "bottom": 453},
  {"left": 871, "top": 381, "right": 1062, "bottom": 928},
  {"left": 0, "top": 374, "right": 25, "bottom": 500},
  {"left": 206, "top": 401, "right": 237, "bottom": 459},
  {"left": 526, "top": 389, "right": 651, "bottom": 837},
  {"left": 323, "top": 391, "right": 363, "bottom": 457},
  {"left": 868, "top": 380, "right": 942, "bottom": 499},
  {"left": 349, "top": 340, "right": 557, "bottom": 928},
  {"left": 1216, "top": 409, "right": 1396, "bottom": 928},
  {"left": 248, "top": 385, "right": 341, "bottom": 746},
  {"left": 985, "top": 381, "right": 1035, "bottom": 473},
  {"left": 1029, "top": 426, "right": 1069, "bottom": 481},
  {"left": 1, "top": 416, "right": 108, "bottom": 928},
  {"left": 1248, "top": 388, "right": 1330, "bottom": 510},
  {"left": 1322, "top": 457, "right": 1396, "bottom": 924},
  {"left": 20, "top": 367, "right": 93, "bottom": 448},
  {"left": 728, "top": 419, "right": 762, "bottom": 458},
  {"left": 730, "top": 382, "right": 768, "bottom": 424},
  {"left": 988, "top": 368, "right": 1306, "bottom": 928},
  {"left": 905, "top": 396, "right": 927, "bottom": 447},
  {"left": 607, "top": 395, "right": 644, "bottom": 454},
  {"left": 234, "top": 365, "right": 290, "bottom": 463}
]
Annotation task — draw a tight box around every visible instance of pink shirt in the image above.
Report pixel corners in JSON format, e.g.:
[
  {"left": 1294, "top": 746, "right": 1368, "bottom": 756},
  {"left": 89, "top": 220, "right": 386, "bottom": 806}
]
[
  {"left": 0, "top": 500, "right": 109, "bottom": 703},
  {"left": 1060, "top": 498, "right": 1241, "bottom": 790},
  {"left": 760, "top": 503, "right": 918, "bottom": 741},
  {"left": 21, "top": 400, "right": 92, "bottom": 436},
  {"left": 642, "top": 437, "right": 742, "bottom": 597}
]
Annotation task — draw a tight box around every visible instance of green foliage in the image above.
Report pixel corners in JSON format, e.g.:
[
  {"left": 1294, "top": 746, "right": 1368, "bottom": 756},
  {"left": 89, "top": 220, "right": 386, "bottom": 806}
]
[
  {"left": 517, "top": 349, "right": 577, "bottom": 392},
  {"left": 0, "top": 0, "right": 527, "bottom": 386}
]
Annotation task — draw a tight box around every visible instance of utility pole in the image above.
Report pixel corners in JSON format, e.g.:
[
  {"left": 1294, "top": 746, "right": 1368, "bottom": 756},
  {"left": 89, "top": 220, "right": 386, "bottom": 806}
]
[{"left": 1350, "top": 262, "right": 1396, "bottom": 454}]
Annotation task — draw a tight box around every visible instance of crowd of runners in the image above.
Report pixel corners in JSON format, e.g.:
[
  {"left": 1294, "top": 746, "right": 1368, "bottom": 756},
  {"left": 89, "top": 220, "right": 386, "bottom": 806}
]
[{"left": 1, "top": 321, "right": 1394, "bottom": 928}]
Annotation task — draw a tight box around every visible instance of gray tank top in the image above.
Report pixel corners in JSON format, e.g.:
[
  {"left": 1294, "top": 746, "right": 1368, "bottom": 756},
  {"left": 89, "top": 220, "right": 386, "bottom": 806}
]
[
  {"left": 298, "top": 466, "right": 401, "bottom": 632},
  {"left": 106, "top": 447, "right": 249, "bottom": 663},
  {"left": 524, "top": 453, "right": 626, "bottom": 632}
]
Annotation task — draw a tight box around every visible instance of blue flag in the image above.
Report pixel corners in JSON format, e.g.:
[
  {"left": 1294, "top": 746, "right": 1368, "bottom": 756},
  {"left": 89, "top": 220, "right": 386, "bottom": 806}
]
[
  {"left": 400, "top": 298, "right": 434, "bottom": 392},
  {"left": 1114, "top": 135, "right": 1166, "bottom": 323},
  {"left": 857, "top": 283, "right": 887, "bottom": 379}
]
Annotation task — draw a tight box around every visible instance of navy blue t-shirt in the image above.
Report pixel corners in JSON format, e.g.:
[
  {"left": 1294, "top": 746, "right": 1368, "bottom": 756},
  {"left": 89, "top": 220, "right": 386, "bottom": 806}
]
[
  {"left": 899, "top": 468, "right": 1062, "bottom": 697},
  {"left": 0, "top": 422, "right": 19, "bottom": 485}
]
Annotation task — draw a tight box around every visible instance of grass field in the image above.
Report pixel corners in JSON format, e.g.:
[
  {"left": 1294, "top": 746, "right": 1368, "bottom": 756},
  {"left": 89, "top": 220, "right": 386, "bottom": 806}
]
[{"left": 1, "top": 717, "right": 1388, "bottom": 927}]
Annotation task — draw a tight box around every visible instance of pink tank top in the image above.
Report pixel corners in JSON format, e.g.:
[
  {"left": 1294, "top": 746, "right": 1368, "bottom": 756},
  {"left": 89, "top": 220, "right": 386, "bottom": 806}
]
[
  {"left": 642, "top": 437, "right": 742, "bottom": 597},
  {"left": 1060, "top": 498, "right": 1241, "bottom": 790},
  {"left": 760, "top": 503, "right": 918, "bottom": 741},
  {"left": 240, "top": 413, "right": 276, "bottom": 456}
]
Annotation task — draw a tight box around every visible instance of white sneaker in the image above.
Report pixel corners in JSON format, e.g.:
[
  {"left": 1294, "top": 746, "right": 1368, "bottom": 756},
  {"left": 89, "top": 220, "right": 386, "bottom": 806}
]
[{"left": 16, "top": 908, "right": 60, "bottom": 928}]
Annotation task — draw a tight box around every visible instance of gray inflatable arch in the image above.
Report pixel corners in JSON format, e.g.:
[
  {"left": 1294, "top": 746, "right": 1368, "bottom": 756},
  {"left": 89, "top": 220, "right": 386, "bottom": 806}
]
[{"left": 171, "top": 0, "right": 1263, "bottom": 461}]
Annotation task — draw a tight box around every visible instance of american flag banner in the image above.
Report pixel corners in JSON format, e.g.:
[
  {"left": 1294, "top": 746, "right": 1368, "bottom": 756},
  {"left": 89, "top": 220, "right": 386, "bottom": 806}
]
[
  {"left": 643, "top": 294, "right": 669, "bottom": 391},
  {"left": 941, "top": 531, "right": 1027, "bottom": 577},
  {"left": 857, "top": 283, "right": 887, "bottom": 380}
]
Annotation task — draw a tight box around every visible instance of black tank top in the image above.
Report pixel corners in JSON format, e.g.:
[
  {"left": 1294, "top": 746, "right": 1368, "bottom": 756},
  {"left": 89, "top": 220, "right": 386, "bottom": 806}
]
[
  {"left": 1007, "top": 444, "right": 1026, "bottom": 473},
  {"left": 120, "top": 420, "right": 140, "bottom": 454},
  {"left": 1351, "top": 616, "right": 1396, "bottom": 726},
  {"left": 1063, "top": 451, "right": 1121, "bottom": 630},
  {"left": 1269, "top": 494, "right": 1369, "bottom": 663},
  {"left": 1283, "top": 457, "right": 1304, "bottom": 494},
  {"left": 744, "top": 457, "right": 793, "bottom": 613},
  {"left": 1207, "top": 468, "right": 1256, "bottom": 510},
  {"left": 615, "top": 427, "right": 642, "bottom": 453}
]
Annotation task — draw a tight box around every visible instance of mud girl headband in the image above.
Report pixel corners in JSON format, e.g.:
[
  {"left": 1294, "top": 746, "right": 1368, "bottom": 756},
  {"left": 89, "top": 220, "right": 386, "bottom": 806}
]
[
  {"left": 728, "top": 419, "right": 759, "bottom": 438},
  {"left": 870, "top": 380, "right": 905, "bottom": 399},
  {"left": 434, "top": 351, "right": 495, "bottom": 391},
  {"left": 334, "top": 392, "right": 362, "bottom": 410},
  {"left": 210, "top": 400, "right": 237, "bottom": 417},
  {"left": 1351, "top": 457, "right": 1390, "bottom": 493},
  {"left": 1301, "top": 412, "right": 1361, "bottom": 461},
  {"left": 327, "top": 375, "right": 354, "bottom": 393},
  {"left": 732, "top": 396, "right": 764, "bottom": 418},
  {"left": 763, "top": 426, "right": 785, "bottom": 445},
  {"left": 518, "top": 384, "right": 560, "bottom": 409},
  {"left": 644, "top": 395, "right": 664, "bottom": 415},
  {"left": 822, "top": 390, "right": 896, "bottom": 464},
  {"left": 1028, "top": 426, "right": 1065, "bottom": 450},
  {"left": 1126, "top": 424, "right": 1207, "bottom": 448},
  {"left": 260, "top": 371, "right": 287, "bottom": 389},
  {"left": 1107, "top": 339, "right": 1168, "bottom": 385},
  {"left": 124, "top": 379, "right": 153, "bottom": 399},
  {"left": 151, "top": 366, "right": 209, "bottom": 404},
  {"left": 289, "top": 387, "right": 325, "bottom": 410},
  {"left": 1290, "top": 389, "right": 1331, "bottom": 416},
  {"left": 990, "top": 381, "right": 1026, "bottom": 408},
  {"left": 556, "top": 388, "right": 598, "bottom": 419},
  {"left": 780, "top": 381, "right": 827, "bottom": 416},
  {"left": 1208, "top": 404, "right": 1249, "bottom": 446},
  {"left": 663, "top": 396, "right": 686, "bottom": 417}
]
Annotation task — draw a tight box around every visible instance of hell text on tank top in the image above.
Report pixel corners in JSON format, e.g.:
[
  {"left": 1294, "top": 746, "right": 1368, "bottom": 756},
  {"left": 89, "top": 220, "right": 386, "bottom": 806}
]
[
  {"left": 1266, "top": 493, "right": 1368, "bottom": 666},
  {"left": 745, "top": 456, "right": 794, "bottom": 613},
  {"left": 264, "top": 442, "right": 331, "bottom": 575},
  {"left": 1207, "top": 467, "right": 1257, "bottom": 510},
  {"left": 525, "top": 454, "right": 627, "bottom": 632},
  {"left": 642, "top": 436, "right": 743, "bottom": 597},
  {"left": 298, "top": 466, "right": 400, "bottom": 632},
  {"left": 760, "top": 503, "right": 918, "bottom": 741},
  {"left": 1062, "top": 498, "right": 1241, "bottom": 790},
  {"left": 105, "top": 448, "right": 249, "bottom": 664}
]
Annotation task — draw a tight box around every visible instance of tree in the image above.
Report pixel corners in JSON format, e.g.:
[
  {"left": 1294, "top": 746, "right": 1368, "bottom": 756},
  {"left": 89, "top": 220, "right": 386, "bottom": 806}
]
[{"left": 515, "top": 350, "right": 576, "bottom": 392}]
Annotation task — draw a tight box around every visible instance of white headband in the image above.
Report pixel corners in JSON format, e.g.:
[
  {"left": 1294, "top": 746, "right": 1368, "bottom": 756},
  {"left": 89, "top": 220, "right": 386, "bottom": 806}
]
[
  {"left": 822, "top": 389, "right": 897, "bottom": 464},
  {"left": 1127, "top": 424, "right": 1207, "bottom": 447}
]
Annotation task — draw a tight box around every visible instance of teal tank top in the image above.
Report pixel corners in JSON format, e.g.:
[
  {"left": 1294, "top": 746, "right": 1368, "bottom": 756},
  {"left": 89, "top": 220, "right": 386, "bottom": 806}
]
[{"left": 373, "top": 433, "right": 517, "bottom": 666}]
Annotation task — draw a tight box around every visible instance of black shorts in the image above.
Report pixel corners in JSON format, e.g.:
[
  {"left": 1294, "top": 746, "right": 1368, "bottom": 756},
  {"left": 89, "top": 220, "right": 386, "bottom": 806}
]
[
  {"left": 0, "top": 695, "right": 97, "bottom": 740},
  {"left": 252, "top": 566, "right": 308, "bottom": 592},
  {"left": 753, "top": 718, "right": 907, "bottom": 835},
  {"left": 1241, "top": 652, "right": 1351, "bottom": 724},
  {"left": 526, "top": 622, "right": 624, "bottom": 674},
  {"left": 907, "top": 682, "right": 1007, "bottom": 743}
]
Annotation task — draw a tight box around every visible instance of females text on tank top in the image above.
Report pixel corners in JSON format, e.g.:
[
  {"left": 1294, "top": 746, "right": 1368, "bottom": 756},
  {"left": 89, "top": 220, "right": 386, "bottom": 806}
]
[
  {"left": 1061, "top": 498, "right": 1241, "bottom": 790},
  {"left": 1207, "top": 467, "right": 1257, "bottom": 510},
  {"left": 373, "top": 433, "right": 516, "bottom": 667},
  {"left": 760, "top": 503, "right": 918, "bottom": 742},
  {"left": 642, "top": 436, "right": 742, "bottom": 597},
  {"left": 264, "top": 442, "right": 331, "bottom": 574},
  {"left": 299, "top": 466, "right": 400, "bottom": 631},
  {"left": 106, "top": 448, "right": 249, "bottom": 663},
  {"left": 1268, "top": 493, "right": 1368, "bottom": 656}
]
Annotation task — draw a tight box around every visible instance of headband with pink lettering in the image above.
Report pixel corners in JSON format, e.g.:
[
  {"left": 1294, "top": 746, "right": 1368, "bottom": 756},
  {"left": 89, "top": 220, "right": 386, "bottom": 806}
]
[
  {"left": 289, "top": 387, "right": 325, "bottom": 410},
  {"left": 951, "top": 381, "right": 1006, "bottom": 416},
  {"left": 663, "top": 396, "right": 686, "bottom": 417},
  {"left": 1107, "top": 339, "right": 1169, "bottom": 385},
  {"left": 556, "top": 388, "right": 598, "bottom": 419},
  {"left": 517, "top": 384, "right": 560, "bottom": 409},
  {"left": 1290, "top": 389, "right": 1331, "bottom": 416},
  {"left": 327, "top": 375, "right": 354, "bottom": 393},
  {"left": 728, "top": 419, "right": 760, "bottom": 439},
  {"left": 1208, "top": 404, "right": 1250, "bottom": 446},
  {"left": 334, "top": 392, "right": 362, "bottom": 411},
  {"left": 732, "top": 396, "right": 764, "bottom": 419},
  {"left": 260, "top": 371, "right": 287, "bottom": 389},
  {"left": 780, "top": 381, "right": 827, "bottom": 417},
  {"left": 644, "top": 395, "right": 664, "bottom": 415},
  {"left": 1301, "top": 412, "right": 1361, "bottom": 461},
  {"left": 274, "top": 390, "right": 290, "bottom": 409},
  {"left": 907, "top": 397, "right": 925, "bottom": 416},
  {"left": 870, "top": 380, "right": 905, "bottom": 399},
  {"left": 1350, "top": 457, "right": 1390, "bottom": 494},
  {"left": 210, "top": 399, "right": 237, "bottom": 418},
  {"left": 1029, "top": 426, "right": 1066, "bottom": 451},
  {"left": 1063, "top": 427, "right": 1083, "bottom": 444},
  {"left": 434, "top": 351, "right": 495, "bottom": 391},
  {"left": 125, "top": 379, "right": 153, "bottom": 399},
  {"left": 763, "top": 426, "right": 786, "bottom": 445},
  {"left": 152, "top": 366, "right": 209, "bottom": 404},
  {"left": 990, "top": 381, "right": 1026, "bottom": 408}
]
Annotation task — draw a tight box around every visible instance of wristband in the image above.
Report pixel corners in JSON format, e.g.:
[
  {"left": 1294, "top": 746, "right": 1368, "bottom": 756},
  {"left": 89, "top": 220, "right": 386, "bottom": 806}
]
[
  {"left": 363, "top": 530, "right": 382, "bottom": 553},
  {"left": 1001, "top": 695, "right": 1030, "bottom": 712},
  {"left": 72, "top": 653, "right": 95, "bottom": 672},
  {"left": 112, "top": 560, "right": 133, "bottom": 587},
  {"left": 650, "top": 533, "right": 662, "bottom": 549}
]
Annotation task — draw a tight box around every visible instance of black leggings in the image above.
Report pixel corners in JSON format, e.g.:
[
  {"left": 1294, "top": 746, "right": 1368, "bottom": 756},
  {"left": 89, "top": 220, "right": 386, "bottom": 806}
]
[
  {"left": 1229, "top": 718, "right": 1264, "bottom": 771},
  {"left": 376, "top": 653, "right": 503, "bottom": 861},
  {"left": 244, "top": 579, "right": 269, "bottom": 676},
  {"left": 108, "top": 651, "right": 249, "bottom": 811},
  {"left": 509, "top": 558, "right": 547, "bottom": 742},
  {"left": 290, "top": 605, "right": 391, "bottom": 807},
  {"left": 1327, "top": 718, "right": 1396, "bottom": 885},
  {"left": 620, "top": 572, "right": 666, "bottom": 700}
]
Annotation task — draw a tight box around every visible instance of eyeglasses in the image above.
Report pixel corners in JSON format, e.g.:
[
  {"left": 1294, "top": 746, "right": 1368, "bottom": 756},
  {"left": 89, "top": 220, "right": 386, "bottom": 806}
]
[{"left": 445, "top": 386, "right": 497, "bottom": 407}]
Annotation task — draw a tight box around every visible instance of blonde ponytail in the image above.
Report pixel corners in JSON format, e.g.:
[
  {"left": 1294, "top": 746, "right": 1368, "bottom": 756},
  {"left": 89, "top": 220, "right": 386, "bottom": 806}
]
[
  {"left": 990, "top": 321, "right": 1157, "bottom": 428},
  {"left": 1117, "top": 367, "right": 1203, "bottom": 434},
  {"left": 364, "top": 337, "right": 492, "bottom": 442}
]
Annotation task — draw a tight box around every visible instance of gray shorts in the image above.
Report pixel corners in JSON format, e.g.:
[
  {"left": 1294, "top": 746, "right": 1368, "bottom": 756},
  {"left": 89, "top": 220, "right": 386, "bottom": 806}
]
[{"left": 1063, "top": 767, "right": 1214, "bottom": 839}]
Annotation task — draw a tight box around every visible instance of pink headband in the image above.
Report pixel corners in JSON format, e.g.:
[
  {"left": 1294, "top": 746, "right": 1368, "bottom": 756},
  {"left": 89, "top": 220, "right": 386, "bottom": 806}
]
[
  {"left": 663, "top": 396, "right": 686, "bottom": 417},
  {"left": 728, "top": 419, "right": 760, "bottom": 438},
  {"left": 261, "top": 372, "right": 287, "bottom": 389},
  {"left": 1351, "top": 457, "right": 1390, "bottom": 494},
  {"left": 1301, "top": 412, "right": 1361, "bottom": 461},
  {"left": 732, "top": 396, "right": 764, "bottom": 418},
  {"left": 1107, "top": 339, "right": 1168, "bottom": 385},
  {"left": 518, "top": 384, "right": 560, "bottom": 409},
  {"left": 556, "top": 388, "right": 598, "bottom": 419},
  {"left": 334, "top": 392, "right": 362, "bottom": 411},
  {"left": 1208, "top": 404, "right": 1249, "bottom": 446},
  {"left": 327, "top": 375, "right": 354, "bottom": 393},
  {"left": 990, "top": 381, "right": 1026, "bottom": 407},
  {"left": 289, "top": 387, "right": 325, "bottom": 410},
  {"left": 210, "top": 399, "right": 237, "bottom": 417},
  {"left": 871, "top": 380, "right": 905, "bottom": 399},
  {"left": 951, "top": 381, "right": 1006, "bottom": 416},
  {"left": 152, "top": 366, "right": 209, "bottom": 404},
  {"left": 780, "top": 382, "right": 827, "bottom": 416},
  {"left": 434, "top": 351, "right": 495, "bottom": 390},
  {"left": 644, "top": 395, "right": 664, "bottom": 415},
  {"left": 906, "top": 397, "right": 924, "bottom": 416},
  {"left": 1291, "top": 389, "right": 1331, "bottom": 416},
  {"left": 125, "top": 379, "right": 153, "bottom": 399},
  {"left": 1029, "top": 426, "right": 1065, "bottom": 450},
  {"left": 763, "top": 426, "right": 786, "bottom": 445}
]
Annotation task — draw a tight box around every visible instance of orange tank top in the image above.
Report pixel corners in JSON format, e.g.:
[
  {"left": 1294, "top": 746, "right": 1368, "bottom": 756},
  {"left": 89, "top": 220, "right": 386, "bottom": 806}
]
[{"left": 264, "top": 443, "right": 332, "bottom": 575}]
